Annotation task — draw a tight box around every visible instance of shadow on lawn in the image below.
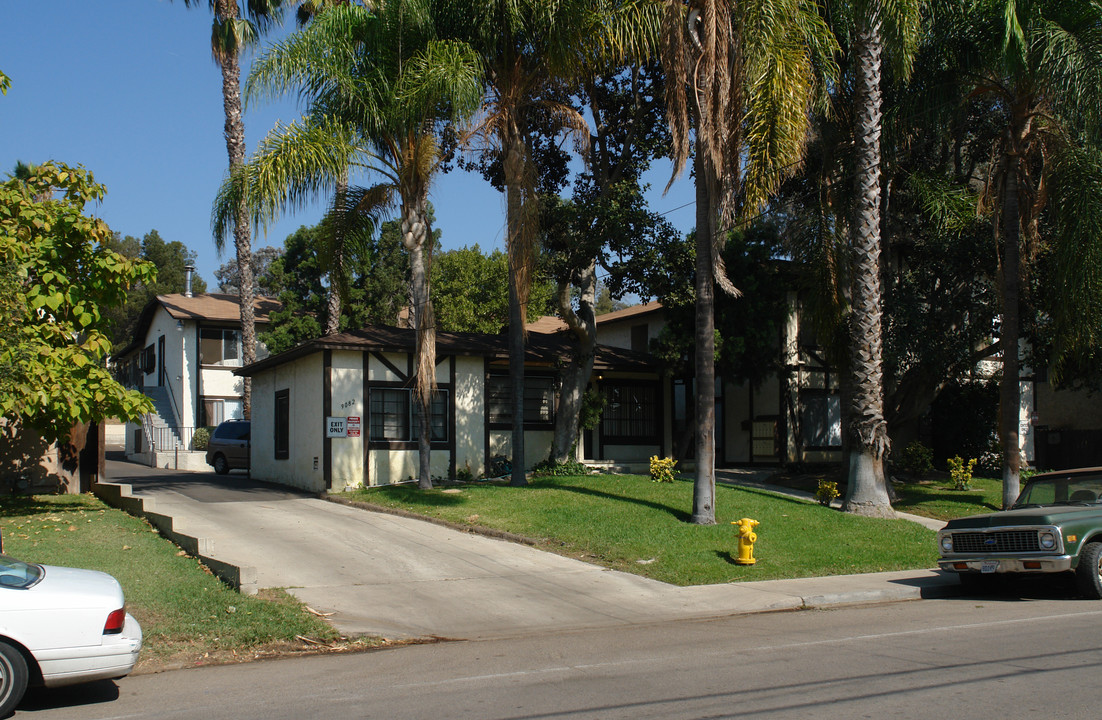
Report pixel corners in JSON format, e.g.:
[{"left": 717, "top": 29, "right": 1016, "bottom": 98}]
[
  {"left": 0, "top": 497, "right": 67, "bottom": 518},
  {"left": 552, "top": 483, "right": 693, "bottom": 522},
  {"left": 895, "top": 490, "right": 1000, "bottom": 514}
]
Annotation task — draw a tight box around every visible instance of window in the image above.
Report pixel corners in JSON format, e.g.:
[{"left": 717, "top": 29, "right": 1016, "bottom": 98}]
[
  {"left": 275, "top": 390, "right": 289, "bottom": 459},
  {"left": 370, "top": 388, "right": 448, "bottom": 442},
  {"left": 200, "top": 328, "right": 240, "bottom": 366},
  {"left": 201, "top": 398, "right": 243, "bottom": 427},
  {"left": 486, "top": 376, "right": 511, "bottom": 425},
  {"left": 486, "top": 375, "right": 555, "bottom": 426},
  {"left": 801, "top": 393, "right": 842, "bottom": 448},
  {"left": 412, "top": 391, "right": 449, "bottom": 442},
  {"left": 631, "top": 324, "right": 649, "bottom": 353},
  {"left": 140, "top": 344, "right": 156, "bottom": 374},
  {"left": 602, "top": 384, "right": 658, "bottom": 439},
  {"left": 370, "top": 389, "right": 411, "bottom": 441}
]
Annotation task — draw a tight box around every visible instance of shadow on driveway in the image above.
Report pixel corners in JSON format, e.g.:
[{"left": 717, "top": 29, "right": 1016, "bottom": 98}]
[{"left": 104, "top": 453, "right": 308, "bottom": 504}]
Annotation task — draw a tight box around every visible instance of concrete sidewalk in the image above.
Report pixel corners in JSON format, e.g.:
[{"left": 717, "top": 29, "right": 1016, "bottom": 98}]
[{"left": 98, "top": 459, "right": 963, "bottom": 642}]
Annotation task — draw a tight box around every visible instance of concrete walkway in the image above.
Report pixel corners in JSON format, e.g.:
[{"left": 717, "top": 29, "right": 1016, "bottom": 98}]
[{"left": 99, "top": 459, "right": 961, "bottom": 642}]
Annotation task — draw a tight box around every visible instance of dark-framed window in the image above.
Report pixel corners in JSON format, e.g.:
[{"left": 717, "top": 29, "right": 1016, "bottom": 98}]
[
  {"left": 370, "top": 388, "right": 449, "bottom": 442},
  {"left": 413, "top": 391, "right": 449, "bottom": 442},
  {"left": 800, "top": 392, "right": 841, "bottom": 448},
  {"left": 140, "top": 344, "right": 156, "bottom": 374},
  {"left": 602, "top": 383, "right": 658, "bottom": 439},
  {"left": 274, "top": 389, "right": 290, "bottom": 459},
  {"left": 200, "top": 328, "right": 240, "bottom": 366},
  {"left": 486, "top": 375, "right": 555, "bottom": 426}
]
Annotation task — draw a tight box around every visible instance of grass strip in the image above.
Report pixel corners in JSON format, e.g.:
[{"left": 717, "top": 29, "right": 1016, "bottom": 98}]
[
  {"left": 0, "top": 494, "right": 367, "bottom": 672},
  {"left": 892, "top": 476, "right": 1003, "bottom": 521},
  {"left": 342, "top": 474, "right": 938, "bottom": 585}
]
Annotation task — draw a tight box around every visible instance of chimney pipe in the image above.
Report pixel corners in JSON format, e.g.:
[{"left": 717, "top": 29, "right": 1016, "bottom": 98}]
[{"left": 184, "top": 265, "right": 195, "bottom": 298}]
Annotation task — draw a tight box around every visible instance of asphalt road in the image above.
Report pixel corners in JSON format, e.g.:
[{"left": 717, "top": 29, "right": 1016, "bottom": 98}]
[{"left": 17, "top": 591, "right": 1102, "bottom": 719}]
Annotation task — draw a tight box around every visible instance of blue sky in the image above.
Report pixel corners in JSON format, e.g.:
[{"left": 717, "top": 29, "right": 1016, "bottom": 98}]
[{"left": 1, "top": 0, "right": 696, "bottom": 289}]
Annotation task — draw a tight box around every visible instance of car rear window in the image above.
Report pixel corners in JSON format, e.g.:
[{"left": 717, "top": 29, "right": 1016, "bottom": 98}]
[
  {"left": 215, "top": 422, "right": 250, "bottom": 440},
  {"left": 0, "top": 554, "right": 44, "bottom": 589}
]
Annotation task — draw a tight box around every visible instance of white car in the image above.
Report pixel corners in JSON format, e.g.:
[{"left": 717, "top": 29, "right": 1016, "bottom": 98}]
[{"left": 0, "top": 553, "right": 142, "bottom": 716}]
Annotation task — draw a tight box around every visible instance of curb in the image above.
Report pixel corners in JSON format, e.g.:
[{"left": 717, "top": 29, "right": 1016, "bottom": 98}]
[{"left": 93, "top": 480, "right": 259, "bottom": 595}]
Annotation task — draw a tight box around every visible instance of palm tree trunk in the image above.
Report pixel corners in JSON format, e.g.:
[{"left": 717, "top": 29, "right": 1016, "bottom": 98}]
[
  {"left": 841, "top": 9, "right": 893, "bottom": 518},
  {"left": 403, "top": 191, "right": 436, "bottom": 490},
  {"left": 504, "top": 129, "right": 528, "bottom": 487},
  {"left": 999, "top": 145, "right": 1022, "bottom": 508},
  {"left": 217, "top": 0, "right": 256, "bottom": 419},
  {"left": 324, "top": 174, "right": 348, "bottom": 336},
  {"left": 692, "top": 149, "right": 717, "bottom": 525}
]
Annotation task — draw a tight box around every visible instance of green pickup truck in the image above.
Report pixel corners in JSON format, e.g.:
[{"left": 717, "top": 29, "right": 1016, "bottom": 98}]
[{"left": 937, "top": 467, "right": 1102, "bottom": 598}]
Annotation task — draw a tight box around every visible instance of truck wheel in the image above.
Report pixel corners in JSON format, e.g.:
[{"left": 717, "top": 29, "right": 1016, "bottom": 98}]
[
  {"left": 0, "top": 641, "right": 28, "bottom": 718},
  {"left": 213, "top": 454, "right": 229, "bottom": 475},
  {"left": 1075, "top": 542, "right": 1102, "bottom": 599}
]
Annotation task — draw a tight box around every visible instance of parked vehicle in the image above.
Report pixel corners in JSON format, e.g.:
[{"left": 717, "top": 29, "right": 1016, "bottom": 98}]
[
  {"left": 205, "top": 420, "right": 250, "bottom": 475},
  {"left": 0, "top": 553, "right": 142, "bottom": 716},
  {"left": 938, "top": 467, "right": 1102, "bottom": 597}
]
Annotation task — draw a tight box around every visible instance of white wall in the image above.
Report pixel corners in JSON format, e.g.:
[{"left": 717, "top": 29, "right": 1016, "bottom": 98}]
[
  {"left": 454, "top": 355, "right": 485, "bottom": 477},
  {"left": 250, "top": 353, "right": 326, "bottom": 493},
  {"left": 329, "top": 351, "right": 364, "bottom": 491}
]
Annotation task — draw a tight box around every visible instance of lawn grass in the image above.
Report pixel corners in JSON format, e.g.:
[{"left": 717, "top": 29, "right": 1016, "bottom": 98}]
[
  {"left": 1, "top": 494, "right": 361, "bottom": 671},
  {"left": 343, "top": 474, "right": 938, "bottom": 585},
  {"left": 892, "top": 476, "right": 1003, "bottom": 521}
]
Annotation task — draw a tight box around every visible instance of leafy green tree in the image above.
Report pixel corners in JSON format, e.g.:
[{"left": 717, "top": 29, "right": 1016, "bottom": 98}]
[
  {"left": 0, "top": 163, "right": 154, "bottom": 442},
  {"left": 261, "top": 222, "right": 410, "bottom": 354},
  {"left": 214, "top": 245, "right": 283, "bottom": 296},
  {"left": 432, "top": 245, "right": 553, "bottom": 334},
  {"left": 101, "top": 230, "right": 208, "bottom": 348},
  {"left": 659, "top": 0, "right": 838, "bottom": 523},
  {"left": 921, "top": 0, "right": 1102, "bottom": 507}
]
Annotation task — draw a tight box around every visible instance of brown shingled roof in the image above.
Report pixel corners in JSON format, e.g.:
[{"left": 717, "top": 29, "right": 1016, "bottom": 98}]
[
  {"left": 156, "top": 293, "right": 281, "bottom": 323},
  {"left": 113, "top": 293, "right": 281, "bottom": 359},
  {"left": 237, "top": 324, "right": 657, "bottom": 377},
  {"left": 525, "top": 301, "right": 665, "bottom": 335}
]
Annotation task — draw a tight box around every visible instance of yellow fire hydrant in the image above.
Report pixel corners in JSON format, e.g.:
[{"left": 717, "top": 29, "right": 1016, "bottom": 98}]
[{"left": 732, "top": 518, "right": 760, "bottom": 565}]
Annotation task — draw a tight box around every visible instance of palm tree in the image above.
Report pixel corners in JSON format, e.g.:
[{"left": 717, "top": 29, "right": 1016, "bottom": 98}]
[
  {"left": 437, "top": 0, "right": 662, "bottom": 486},
  {"left": 930, "top": 0, "right": 1102, "bottom": 507},
  {"left": 214, "top": 2, "right": 482, "bottom": 489},
  {"left": 839, "top": 0, "right": 921, "bottom": 517},
  {"left": 659, "top": 0, "right": 837, "bottom": 523},
  {"left": 179, "top": 0, "right": 286, "bottom": 419}
]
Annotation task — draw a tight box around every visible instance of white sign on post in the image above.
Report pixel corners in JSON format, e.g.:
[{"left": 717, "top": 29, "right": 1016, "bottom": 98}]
[{"left": 326, "top": 416, "right": 347, "bottom": 438}]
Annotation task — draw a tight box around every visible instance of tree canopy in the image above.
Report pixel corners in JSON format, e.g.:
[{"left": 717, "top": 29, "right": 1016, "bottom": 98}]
[{"left": 0, "top": 163, "right": 154, "bottom": 442}]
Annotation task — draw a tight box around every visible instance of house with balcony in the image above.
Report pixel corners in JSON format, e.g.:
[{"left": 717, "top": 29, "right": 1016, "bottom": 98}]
[{"left": 112, "top": 288, "right": 279, "bottom": 470}]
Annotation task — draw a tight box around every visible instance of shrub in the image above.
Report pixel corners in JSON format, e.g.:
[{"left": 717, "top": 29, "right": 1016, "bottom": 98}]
[
  {"left": 947, "top": 456, "right": 978, "bottom": 490},
  {"left": 456, "top": 465, "right": 475, "bottom": 484},
  {"left": 486, "top": 455, "right": 512, "bottom": 478},
  {"left": 533, "top": 458, "right": 590, "bottom": 477},
  {"left": 649, "top": 456, "right": 678, "bottom": 483},
  {"left": 191, "top": 427, "right": 212, "bottom": 451},
  {"left": 897, "top": 441, "right": 934, "bottom": 475},
  {"left": 816, "top": 479, "right": 840, "bottom": 506}
]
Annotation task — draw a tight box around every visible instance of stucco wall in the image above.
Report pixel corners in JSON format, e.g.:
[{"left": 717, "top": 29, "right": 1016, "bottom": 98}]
[
  {"left": 489, "top": 429, "right": 553, "bottom": 470},
  {"left": 146, "top": 307, "right": 191, "bottom": 427},
  {"left": 454, "top": 355, "right": 485, "bottom": 477},
  {"left": 329, "top": 351, "right": 365, "bottom": 491},
  {"left": 250, "top": 353, "right": 326, "bottom": 493}
]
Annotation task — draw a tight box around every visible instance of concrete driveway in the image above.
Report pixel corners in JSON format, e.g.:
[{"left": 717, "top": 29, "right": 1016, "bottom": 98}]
[{"left": 102, "top": 458, "right": 958, "bottom": 641}]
